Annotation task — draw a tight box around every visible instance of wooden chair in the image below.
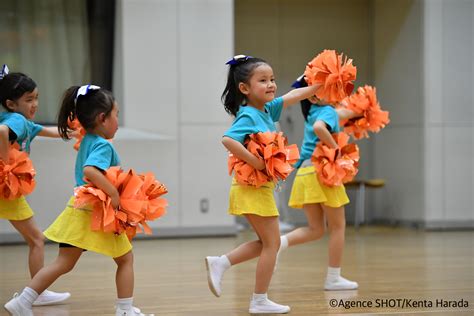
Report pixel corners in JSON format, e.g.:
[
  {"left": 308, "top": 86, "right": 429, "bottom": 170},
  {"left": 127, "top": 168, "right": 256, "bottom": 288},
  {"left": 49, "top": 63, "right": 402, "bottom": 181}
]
[{"left": 345, "top": 179, "right": 386, "bottom": 229}]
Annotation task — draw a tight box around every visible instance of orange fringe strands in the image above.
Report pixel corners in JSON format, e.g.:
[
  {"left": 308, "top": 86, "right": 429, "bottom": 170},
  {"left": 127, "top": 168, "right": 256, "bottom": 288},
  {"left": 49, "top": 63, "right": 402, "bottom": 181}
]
[
  {"left": 304, "top": 49, "right": 357, "bottom": 104},
  {"left": 341, "top": 85, "right": 390, "bottom": 139},
  {"left": 0, "top": 144, "right": 36, "bottom": 200},
  {"left": 68, "top": 118, "right": 86, "bottom": 151},
  {"left": 74, "top": 167, "right": 168, "bottom": 240},
  {"left": 311, "top": 132, "right": 359, "bottom": 187},
  {"left": 228, "top": 132, "right": 300, "bottom": 188}
]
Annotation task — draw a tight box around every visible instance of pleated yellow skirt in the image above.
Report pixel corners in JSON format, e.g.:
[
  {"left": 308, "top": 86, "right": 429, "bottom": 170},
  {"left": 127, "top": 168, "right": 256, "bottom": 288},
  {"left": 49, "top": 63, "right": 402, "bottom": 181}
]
[
  {"left": 0, "top": 196, "right": 34, "bottom": 221},
  {"left": 44, "top": 197, "right": 132, "bottom": 258},
  {"left": 289, "top": 165, "right": 349, "bottom": 209},
  {"left": 228, "top": 179, "right": 279, "bottom": 217}
]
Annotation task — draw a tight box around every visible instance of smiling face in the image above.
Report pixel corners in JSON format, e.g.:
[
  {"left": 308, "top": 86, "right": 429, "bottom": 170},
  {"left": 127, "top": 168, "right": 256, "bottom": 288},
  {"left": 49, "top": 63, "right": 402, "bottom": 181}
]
[
  {"left": 6, "top": 88, "right": 39, "bottom": 120},
  {"left": 239, "top": 64, "right": 277, "bottom": 108}
]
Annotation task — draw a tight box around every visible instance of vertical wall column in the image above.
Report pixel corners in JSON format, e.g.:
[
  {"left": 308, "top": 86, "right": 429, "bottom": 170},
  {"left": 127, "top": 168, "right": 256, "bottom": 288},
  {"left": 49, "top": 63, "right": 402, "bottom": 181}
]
[{"left": 115, "top": 0, "right": 235, "bottom": 235}]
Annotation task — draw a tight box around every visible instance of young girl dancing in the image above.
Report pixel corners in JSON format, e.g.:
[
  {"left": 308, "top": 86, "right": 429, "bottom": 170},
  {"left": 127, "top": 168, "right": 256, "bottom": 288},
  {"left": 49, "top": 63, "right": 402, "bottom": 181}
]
[
  {"left": 205, "top": 55, "right": 320, "bottom": 314},
  {"left": 4, "top": 85, "right": 153, "bottom": 316},
  {"left": 0, "top": 66, "right": 70, "bottom": 306},
  {"left": 279, "top": 75, "right": 360, "bottom": 291}
]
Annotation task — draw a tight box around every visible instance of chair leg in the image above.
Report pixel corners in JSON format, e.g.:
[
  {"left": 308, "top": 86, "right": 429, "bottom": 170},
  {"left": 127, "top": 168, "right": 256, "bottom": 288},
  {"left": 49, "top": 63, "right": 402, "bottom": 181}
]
[
  {"left": 359, "top": 183, "right": 366, "bottom": 225},
  {"left": 355, "top": 183, "right": 365, "bottom": 230}
]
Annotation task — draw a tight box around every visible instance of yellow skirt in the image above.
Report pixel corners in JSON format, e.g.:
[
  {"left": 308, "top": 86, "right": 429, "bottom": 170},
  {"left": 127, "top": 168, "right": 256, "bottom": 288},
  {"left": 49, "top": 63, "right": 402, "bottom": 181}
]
[
  {"left": 228, "top": 179, "right": 279, "bottom": 217},
  {"left": 288, "top": 165, "right": 349, "bottom": 209},
  {"left": 44, "top": 197, "right": 132, "bottom": 258},
  {"left": 0, "top": 196, "right": 34, "bottom": 221}
]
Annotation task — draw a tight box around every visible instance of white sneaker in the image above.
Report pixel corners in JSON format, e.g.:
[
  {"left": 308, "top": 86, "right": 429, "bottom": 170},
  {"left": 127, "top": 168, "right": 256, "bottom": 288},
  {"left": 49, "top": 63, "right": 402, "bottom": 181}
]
[
  {"left": 324, "top": 276, "right": 359, "bottom": 290},
  {"left": 33, "top": 289, "right": 71, "bottom": 306},
  {"left": 249, "top": 297, "right": 290, "bottom": 314},
  {"left": 205, "top": 256, "right": 225, "bottom": 297},
  {"left": 115, "top": 306, "right": 154, "bottom": 316},
  {"left": 4, "top": 293, "right": 33, "bottom": 316}
]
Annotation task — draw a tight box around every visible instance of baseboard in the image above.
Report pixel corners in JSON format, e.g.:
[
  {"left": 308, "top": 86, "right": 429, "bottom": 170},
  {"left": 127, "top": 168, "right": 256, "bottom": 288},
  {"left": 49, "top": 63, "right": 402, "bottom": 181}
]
[
  {"left": 0, "top": 225, "right": 238, "bottom": 245},
  {"left": 369, "top": 219, "right": 474, "bottom": 230}
]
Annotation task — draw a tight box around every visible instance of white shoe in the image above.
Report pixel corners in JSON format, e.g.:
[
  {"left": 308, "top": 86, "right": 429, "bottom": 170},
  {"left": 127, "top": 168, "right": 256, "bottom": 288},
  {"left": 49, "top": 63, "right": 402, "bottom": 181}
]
[
  {"left": 205, "top": 256, "right": 225, "bottom": 297},
  {"left": 4, "top": 293, "right": 33, "bottom": 316},
  {"left": 33, "top": 289, "right": 71, "bottom": 306},
  {"left": 324, "top": 276, "right": 358, "bottom": 290},
  {"left": 249, "top": 297, "right": 290, "bottom": 314},
  {"left": 115, "top": 306, "right": 154, "bottom": 316}
]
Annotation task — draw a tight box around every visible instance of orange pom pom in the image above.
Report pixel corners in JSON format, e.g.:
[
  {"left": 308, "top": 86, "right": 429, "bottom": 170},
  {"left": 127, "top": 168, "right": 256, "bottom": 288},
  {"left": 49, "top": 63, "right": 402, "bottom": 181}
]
[
  {"left": 342, "top": 85, "right": 390, "bottom": 139},
  {"left": 0, "top": 144, "right": 36, "bottom": 200},
  {"left": 228, "top": 132, "right": 300, "bottom": 187},
  {"left": 311, "top": 133, "right": 359, "bottom": 187},
  {"left": 68, "top": 118, "right": 86, "bottom": 151},
  {"left": 74, "top": 167, "right": 168, "bottom": 240},
  {"left": 304, "top": 50, "right": 357, "bottom": 104}
]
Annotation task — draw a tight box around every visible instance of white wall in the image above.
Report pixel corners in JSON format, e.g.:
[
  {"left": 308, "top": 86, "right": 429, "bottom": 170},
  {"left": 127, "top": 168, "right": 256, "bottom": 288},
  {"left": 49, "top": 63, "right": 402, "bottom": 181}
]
[
  {"left": 423, "top": 0, "right": 474, "bottom": 228},
  {"left": 371, "top": 0, "right": 425, "bottom": 224},
  {"left": 372, "top": 0, "right": 474, "bottom": 228},
  {"left": 116, "top": 0, "right": 236, "bottom": 235},
  {"left": 0, "top": 0, "right": 236, "bottom": 242}
]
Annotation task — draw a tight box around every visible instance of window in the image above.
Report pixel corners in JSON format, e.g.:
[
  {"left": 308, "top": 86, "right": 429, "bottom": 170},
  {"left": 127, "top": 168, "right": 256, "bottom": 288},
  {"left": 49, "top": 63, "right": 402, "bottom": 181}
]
[{"left": 0, "top": 0, "right": 115, "bottom": 124}]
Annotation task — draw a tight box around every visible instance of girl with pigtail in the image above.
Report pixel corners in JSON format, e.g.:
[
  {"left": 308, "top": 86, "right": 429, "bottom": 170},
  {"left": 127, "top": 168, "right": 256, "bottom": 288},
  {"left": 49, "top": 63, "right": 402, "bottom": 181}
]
[
  {"left": 5, "top": 85, "right": 154, "bottom": 316},
  {"left": 205, "top": 55, "right": 321, "bottom": 314}
]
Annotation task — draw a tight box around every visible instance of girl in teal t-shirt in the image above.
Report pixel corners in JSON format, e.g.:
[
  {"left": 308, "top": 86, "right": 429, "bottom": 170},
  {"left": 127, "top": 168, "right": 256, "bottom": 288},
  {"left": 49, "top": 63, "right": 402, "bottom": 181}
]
[
  {"left": 0, "top": 67, "right": 70, "bottom": 306},
  {"left": 5, "top": 85, "right": 152, "bottom": 316},
  {"left": 280, "top": 75, "right": 360, "bottom": 291},
  {"left": 205, "top": 55, "right": 322, "bottom": 314}
]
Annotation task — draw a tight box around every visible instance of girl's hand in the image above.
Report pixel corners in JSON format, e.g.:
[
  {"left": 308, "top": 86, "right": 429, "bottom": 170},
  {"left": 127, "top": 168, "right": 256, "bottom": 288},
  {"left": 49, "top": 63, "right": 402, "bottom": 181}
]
[
  {"left": 110, "top": 192, "right": 120, "bottom": 210},
  {"left": 67, "top": 129, "right": 80, "bottom": 139}
]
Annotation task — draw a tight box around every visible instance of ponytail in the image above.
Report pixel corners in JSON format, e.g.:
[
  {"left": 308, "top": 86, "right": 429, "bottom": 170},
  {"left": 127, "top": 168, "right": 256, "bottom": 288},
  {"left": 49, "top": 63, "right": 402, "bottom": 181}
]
[
  {"left": 300, "top": 99, "right": 312, "bottom": 122},
  {"left": 292, "top": 76, "right": 312, "bottom": 122},
  {"left": 57, "top": 86, "right": 80, "bottom": 140}
]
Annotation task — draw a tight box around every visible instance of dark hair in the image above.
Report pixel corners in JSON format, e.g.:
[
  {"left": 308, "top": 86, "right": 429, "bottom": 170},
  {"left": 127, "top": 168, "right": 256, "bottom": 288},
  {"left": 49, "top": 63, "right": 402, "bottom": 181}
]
[
  {"left": 0, "top": 72, "right": 37, "bottom": 111},
  {"left": 295, "top": 79, "right": 313, "bottom": 121},
  {"left": 57, "top": 86, "right": 115, "bottom": 140},
  {"left": 221, "top": 57, "right": 269, "bottom": 116}
]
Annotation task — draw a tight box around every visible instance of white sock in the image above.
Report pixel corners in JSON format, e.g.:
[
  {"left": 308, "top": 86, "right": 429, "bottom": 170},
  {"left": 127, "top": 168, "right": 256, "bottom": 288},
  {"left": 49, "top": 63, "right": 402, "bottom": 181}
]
[
  {"left": 327, "top": 266, "right": 341, "bottom": 282},
  {"left": 218, "top": 255, "right": 231, "bottom": 269},
  {"left": 19, "top": 287, "right": 38, "bottom": 306},
  {"left": 252, "top": 293, "right": 268, "bottom": 301},
  {"left": 117, "top": 297, "right": 133, "bottom": 310},
  {"left": 279, "top": 236, "right": 289, "bottom": 251}
]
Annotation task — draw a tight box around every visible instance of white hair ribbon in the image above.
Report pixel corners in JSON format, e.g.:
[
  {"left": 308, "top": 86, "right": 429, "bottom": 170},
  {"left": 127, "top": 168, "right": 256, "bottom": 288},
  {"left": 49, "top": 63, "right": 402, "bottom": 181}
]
[
  {"left": 74, "top": 84, "right": 101, "bottom": 104},
  {"left": 0, "top": 64, "right": 9, "bottom": 80}
]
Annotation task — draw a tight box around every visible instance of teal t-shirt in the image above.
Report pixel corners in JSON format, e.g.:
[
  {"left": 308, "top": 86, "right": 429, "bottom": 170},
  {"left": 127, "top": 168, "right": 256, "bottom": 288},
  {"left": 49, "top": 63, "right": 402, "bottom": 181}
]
[
  {"left": 75, "top": 133, "right": 121, "bottom": 186},
  {"left": 0, "top": 112, "right": 43, "bottom": 153},
  {"left": 296, "top": 104, "right": 340, "bottom": 168},
  {"left": 223, "top": 97, "right": 284, "bottom": 144}
]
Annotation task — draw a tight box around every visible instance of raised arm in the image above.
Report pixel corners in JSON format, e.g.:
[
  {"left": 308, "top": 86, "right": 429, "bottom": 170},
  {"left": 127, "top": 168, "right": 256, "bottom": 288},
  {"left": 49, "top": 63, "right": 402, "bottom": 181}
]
[
  {"left": 0, "top": 125, "right": 10, "bottom": 162},
  {"left": 83, "top": 166, "right": 120, "bottom": 209},
  {"left": 336, "top": 107, "right": 362, "bottom": 121},
  {"left": 38, "top": 126, "right": 61, "bottom": 138},
  {"left": 222, "top": 136, "right": 265, "bottom": 170},
  {"left": 282, "top": 84, "right": 320, "bottom": 107}
]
